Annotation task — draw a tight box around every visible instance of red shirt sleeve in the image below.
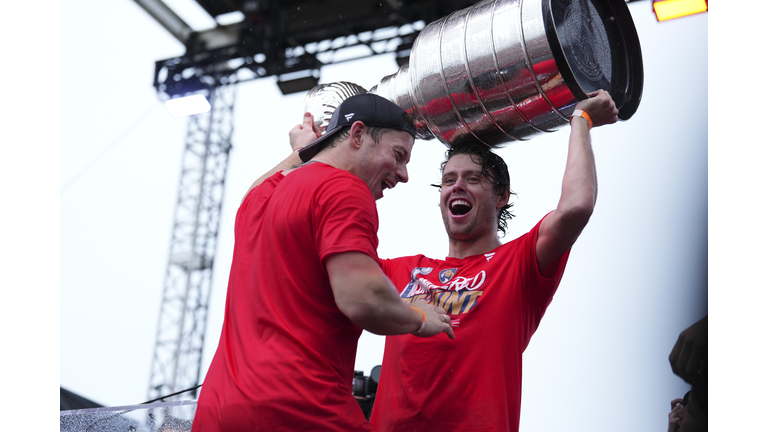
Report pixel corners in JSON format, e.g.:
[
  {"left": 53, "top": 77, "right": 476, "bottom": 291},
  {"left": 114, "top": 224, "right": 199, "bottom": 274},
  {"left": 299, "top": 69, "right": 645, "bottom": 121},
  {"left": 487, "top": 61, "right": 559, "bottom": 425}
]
[
  {"left": 313, "top": 170, "right": 380, "bottom": 264},
  {"left": 521, "top": 214, "right": 570, "bottom": 311}
]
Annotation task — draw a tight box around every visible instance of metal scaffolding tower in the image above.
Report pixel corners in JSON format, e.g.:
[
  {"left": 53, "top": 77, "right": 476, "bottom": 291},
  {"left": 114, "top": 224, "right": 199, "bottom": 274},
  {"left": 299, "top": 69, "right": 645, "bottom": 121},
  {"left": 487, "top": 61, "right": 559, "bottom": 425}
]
[{"left": 147, "top": 85, "right": 235, "bottom": 401}]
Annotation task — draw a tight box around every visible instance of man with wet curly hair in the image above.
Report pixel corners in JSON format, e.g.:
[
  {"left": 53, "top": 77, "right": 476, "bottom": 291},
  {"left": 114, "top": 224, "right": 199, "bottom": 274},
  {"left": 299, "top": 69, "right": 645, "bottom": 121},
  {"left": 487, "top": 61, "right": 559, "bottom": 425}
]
[{"left": 370, "top": 90, "right": 619, "bottom": 432}]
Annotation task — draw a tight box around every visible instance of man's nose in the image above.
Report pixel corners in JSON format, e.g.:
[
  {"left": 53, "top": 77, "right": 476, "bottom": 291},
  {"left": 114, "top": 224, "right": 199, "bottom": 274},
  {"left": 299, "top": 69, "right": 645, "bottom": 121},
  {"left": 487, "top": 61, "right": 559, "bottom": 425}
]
[
  {"left": 452, "top": 177, "right": 467, "bottom": 191},
  {"left": 397, "top": 165, "right": 409, "bottom": 183}
]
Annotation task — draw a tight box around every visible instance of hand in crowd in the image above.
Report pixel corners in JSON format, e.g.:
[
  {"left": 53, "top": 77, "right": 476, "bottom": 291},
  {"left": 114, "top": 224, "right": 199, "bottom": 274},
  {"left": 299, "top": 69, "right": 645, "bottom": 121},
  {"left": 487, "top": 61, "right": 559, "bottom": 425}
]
[
  {"left": 288, "top": 112, "right": 322, "bottom": 151},
  {"left": 669, "top": 315, "right": 707, "bottom": 385},
  {"left": 667, "top": 398, "right": 684, "bottom": 432},
  {"left": 575, "top": 89, "right": 619, "bottom": 128},
  {"left": 409, "top": 300, "right": 455, "bottom": 340}
]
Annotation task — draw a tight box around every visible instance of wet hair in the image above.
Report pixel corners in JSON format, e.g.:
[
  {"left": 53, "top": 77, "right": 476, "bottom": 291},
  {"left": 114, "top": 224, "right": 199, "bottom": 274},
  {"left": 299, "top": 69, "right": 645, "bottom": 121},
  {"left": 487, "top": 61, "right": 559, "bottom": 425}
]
[{"left": 433, "top": 142, "right": 516, "bottom": 236}]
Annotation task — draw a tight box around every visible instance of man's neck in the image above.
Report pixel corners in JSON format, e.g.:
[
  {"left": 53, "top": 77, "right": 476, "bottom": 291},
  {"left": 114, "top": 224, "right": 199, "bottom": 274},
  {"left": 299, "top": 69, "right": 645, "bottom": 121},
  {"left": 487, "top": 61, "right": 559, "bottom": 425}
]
[
  {"left": 313, "top": 146, "right": 352, "bottom": 172},
  {"left": 447, "top": 233, "right": 502, "bottom": 260}
]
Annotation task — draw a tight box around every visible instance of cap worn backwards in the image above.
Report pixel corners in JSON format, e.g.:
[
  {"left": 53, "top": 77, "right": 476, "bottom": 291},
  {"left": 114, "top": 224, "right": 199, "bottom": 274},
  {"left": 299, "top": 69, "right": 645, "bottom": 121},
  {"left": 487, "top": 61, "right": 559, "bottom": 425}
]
[{"left": 298, "top": 93, "right": 416, "bottom": 162}]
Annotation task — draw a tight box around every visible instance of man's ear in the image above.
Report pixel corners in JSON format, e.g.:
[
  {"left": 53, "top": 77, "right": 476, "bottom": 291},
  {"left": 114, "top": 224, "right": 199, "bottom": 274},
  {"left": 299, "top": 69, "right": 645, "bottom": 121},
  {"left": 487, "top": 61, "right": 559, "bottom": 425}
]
[
  {"left": 349, "top": 121, "right": 366, "bottom": 148},
  {"left": 496, "top": 188, "right": 511, "bottom": 210}
]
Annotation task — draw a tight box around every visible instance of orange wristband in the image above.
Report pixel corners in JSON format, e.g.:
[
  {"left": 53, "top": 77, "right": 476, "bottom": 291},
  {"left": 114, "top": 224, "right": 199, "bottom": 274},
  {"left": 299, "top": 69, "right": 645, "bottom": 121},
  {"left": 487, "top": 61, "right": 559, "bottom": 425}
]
[
  {"left": 570, "top": 109, "right": 593, "bottom": 129},
  {"left": 410, "top": 306, "right": 426, "bottom": 334}
]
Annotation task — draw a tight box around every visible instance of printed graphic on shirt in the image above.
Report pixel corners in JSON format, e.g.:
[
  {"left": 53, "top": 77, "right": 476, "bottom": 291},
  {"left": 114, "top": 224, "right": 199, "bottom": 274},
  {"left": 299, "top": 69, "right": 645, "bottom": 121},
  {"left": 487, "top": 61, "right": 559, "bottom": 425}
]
[
  {"left": 399, "top": 267, "right": 433, "bottom": 298},
  {"left": 399, "top": 267, "right": 487, "bottom": 327},
  {"left": 438, "top": 268, "right": 458, "bottom": 284}
]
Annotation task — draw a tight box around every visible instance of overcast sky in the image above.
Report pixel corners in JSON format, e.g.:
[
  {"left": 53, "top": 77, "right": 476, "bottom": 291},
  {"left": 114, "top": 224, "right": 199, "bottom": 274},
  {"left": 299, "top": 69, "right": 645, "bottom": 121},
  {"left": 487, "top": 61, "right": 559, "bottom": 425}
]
[{"left": 6, "top": 1, "right": 762, "bottom": 431}]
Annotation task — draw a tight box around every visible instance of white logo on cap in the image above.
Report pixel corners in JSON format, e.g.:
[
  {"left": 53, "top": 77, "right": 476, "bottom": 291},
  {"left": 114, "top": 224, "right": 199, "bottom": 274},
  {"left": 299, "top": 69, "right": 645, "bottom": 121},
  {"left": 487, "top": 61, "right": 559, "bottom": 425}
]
[{"left": 344, "top": 113, "right": 355, "bottom": 121}]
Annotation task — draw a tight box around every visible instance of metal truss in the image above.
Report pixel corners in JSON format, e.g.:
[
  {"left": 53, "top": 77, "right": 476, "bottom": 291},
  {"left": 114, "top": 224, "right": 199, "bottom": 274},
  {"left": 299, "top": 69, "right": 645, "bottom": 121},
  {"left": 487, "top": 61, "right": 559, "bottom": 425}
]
[
  {"left": 148, "top": 85, "right": 235, "bottom": 402},
  {"left": 149, "top": 0, "right": 480, "bottom": 97},
  {"left": 153, "top": 20, "right": 425, "bottom": 97}
]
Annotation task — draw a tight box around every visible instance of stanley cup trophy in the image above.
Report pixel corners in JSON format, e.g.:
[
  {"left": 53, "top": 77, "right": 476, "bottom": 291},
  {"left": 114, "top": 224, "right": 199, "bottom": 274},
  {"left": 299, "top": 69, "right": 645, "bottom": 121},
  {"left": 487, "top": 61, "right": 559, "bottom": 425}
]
[{"left": 305, "top": 0, "right": 643, "bottom": 148}]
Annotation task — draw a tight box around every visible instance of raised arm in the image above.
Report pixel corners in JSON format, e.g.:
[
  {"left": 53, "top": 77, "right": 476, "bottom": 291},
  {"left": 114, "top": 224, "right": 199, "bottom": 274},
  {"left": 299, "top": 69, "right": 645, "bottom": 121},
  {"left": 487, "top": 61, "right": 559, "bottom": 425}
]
[
  {"left": 241, "top": 112, "right": 322, "bottom": 203},
  {"left": 536, "top": 90, "right": 618, "bottom": 274},
  {"left": 326, "top": 251, "right": 455, "bottom": 339}
]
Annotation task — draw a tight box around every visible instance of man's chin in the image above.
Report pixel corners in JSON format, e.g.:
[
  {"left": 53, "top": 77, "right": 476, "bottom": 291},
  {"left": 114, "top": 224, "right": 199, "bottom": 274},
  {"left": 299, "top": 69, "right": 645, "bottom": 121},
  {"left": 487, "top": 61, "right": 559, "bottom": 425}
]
[
  {"left": 374, "top": 187, "right": 387, "bottom": 200},
  {"left": 445, "top": 223, "right": 474, "bottom": 240}
]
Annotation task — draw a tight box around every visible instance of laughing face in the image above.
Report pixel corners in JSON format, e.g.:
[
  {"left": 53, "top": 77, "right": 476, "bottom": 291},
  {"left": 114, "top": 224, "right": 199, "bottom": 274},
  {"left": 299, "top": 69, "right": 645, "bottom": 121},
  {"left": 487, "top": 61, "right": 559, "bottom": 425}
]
[
  {"left": 354, "top": 128, "right": 414, "bottom": 200},
  {"left": 440, "top": 154, "right": 509, "bottom": 241}
]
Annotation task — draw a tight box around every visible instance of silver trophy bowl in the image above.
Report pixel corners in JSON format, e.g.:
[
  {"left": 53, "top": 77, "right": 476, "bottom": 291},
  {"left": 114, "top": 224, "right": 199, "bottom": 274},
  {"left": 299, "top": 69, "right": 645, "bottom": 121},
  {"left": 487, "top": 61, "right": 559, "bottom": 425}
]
[
  {"left": 303, "top": 82, "right": 369, "bottom": 133},
  {"left": 307, "top": 0, "right": 643, "bottom": 148}
]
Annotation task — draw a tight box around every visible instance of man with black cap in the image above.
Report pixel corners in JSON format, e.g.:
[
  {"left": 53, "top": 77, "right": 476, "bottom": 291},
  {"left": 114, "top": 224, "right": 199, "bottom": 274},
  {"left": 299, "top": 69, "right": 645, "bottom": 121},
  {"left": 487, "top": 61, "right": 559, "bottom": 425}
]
[{"left": 192, "top": 94, "right": 455, "bottom": 432}]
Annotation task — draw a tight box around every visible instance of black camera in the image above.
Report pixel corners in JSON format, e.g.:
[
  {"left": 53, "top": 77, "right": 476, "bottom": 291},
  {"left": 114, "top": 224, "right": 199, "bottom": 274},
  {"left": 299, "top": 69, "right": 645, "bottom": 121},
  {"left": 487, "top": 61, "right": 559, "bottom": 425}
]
[
  {"left": 352, "top": 367, "right": 380, "bottom": 398},
  {"left": 352, "top": 365, "right": 381, "bottom": 419}
]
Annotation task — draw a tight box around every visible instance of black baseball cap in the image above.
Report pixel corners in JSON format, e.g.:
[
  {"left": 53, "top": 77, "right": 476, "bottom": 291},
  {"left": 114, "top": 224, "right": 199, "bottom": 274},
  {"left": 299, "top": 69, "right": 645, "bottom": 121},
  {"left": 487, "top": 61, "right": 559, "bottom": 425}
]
[{"left": 298, "top": 93, "right": 416, "bottom": 162}]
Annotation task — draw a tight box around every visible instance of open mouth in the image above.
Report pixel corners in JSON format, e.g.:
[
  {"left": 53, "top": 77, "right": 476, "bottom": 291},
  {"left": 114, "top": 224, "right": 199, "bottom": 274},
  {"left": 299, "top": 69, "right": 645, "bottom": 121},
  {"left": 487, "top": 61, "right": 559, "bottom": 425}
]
[
  {"left": 450, "top": 199, "right": 472, "bottom": 216},
  {"left": 381, "top": 179, "right": 395, "bottom": 191}
]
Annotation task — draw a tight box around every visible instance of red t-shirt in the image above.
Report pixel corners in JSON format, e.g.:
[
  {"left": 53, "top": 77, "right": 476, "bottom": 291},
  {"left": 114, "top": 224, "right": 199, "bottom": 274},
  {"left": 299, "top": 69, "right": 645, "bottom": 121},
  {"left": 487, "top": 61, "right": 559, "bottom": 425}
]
[
  {"left": 370, "top": 217, "right": 569, "bottom": 432},
  {"left": 193, "top": 163, "right": 379, "bottom": 432}
]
